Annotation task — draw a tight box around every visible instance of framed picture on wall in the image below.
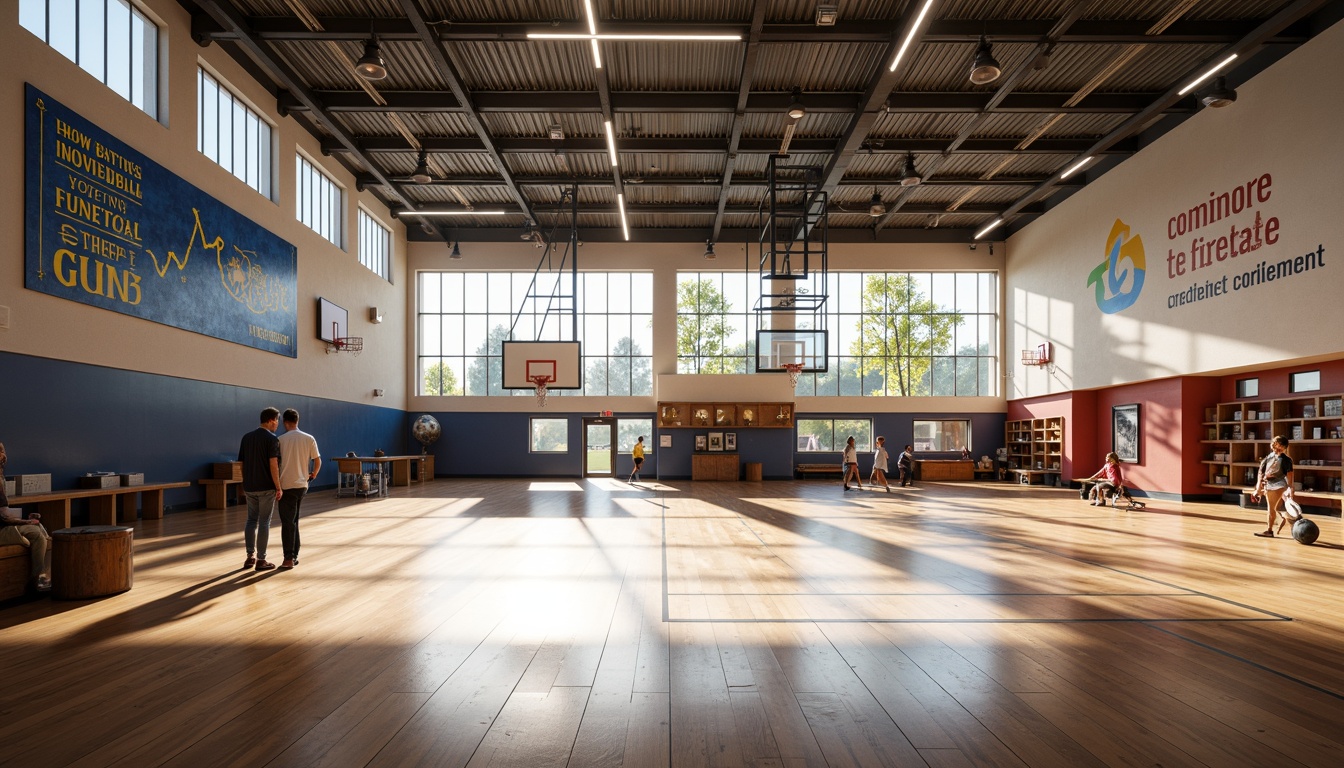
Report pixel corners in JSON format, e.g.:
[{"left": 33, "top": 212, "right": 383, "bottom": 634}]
[
  {"left": 660, "top": 434, "right": 672, "bottom": 448},
  {"left": 725, "top": 433, "right": 737, "bottom": 451},
  {"left": 1112, "top": 404, "right": 1140, "bottom": 463},
  {"left": 695, "top": 435, "right": 707, "bottom": 451},
  {"left": 708, "top": 432, "right": 724, "bottom": 452}
]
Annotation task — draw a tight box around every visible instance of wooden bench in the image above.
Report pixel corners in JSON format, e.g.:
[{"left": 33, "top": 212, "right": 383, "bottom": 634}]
[
  {"left": 796, "top": 463, "right": 844, "bottom": 478},
  {"left": 198, "top": 478, "right": 243, "bottom": 510},
  {"left": 7, "top": 481, "right": 193, "bottom": 530}
]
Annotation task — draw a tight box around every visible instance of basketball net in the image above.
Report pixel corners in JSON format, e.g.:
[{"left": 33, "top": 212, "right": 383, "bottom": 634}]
[
  {"left": 782, "top": 363, "right": 804, "bottom": 389},
  {"left": 530, "top": 374, "right": 551, "bottom": 407}
]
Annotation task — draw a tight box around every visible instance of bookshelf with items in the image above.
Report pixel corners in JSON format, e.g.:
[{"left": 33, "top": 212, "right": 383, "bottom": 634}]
[
  {"left": 1003, "top": 417, "right": 1064, "bottom": 479},
  {"left": 1201, "top": 393, "right": 1344, "bottom": 508}
]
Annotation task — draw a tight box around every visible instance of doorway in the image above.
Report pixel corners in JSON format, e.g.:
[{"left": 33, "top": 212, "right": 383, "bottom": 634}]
[{"left": 583, "top": 418, "right": 616, "bottom": 477}]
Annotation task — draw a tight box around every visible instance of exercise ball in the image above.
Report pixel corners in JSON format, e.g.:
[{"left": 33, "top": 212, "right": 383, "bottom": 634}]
[{"left": 1291, "top": 518, "right": 1320, "bottom": 545}]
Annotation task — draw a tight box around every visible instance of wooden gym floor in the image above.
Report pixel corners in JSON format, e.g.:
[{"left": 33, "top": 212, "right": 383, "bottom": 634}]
[{"left": 2, "top": 478, "right": 1342, "bottom": 767}]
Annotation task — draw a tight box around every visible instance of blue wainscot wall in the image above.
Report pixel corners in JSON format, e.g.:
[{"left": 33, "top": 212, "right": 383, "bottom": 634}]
[{"left": 0, "top": 352, "right": 406, "bottom": 514}]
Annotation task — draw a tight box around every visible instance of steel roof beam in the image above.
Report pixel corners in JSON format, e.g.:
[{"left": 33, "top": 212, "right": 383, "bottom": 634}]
[
  {"left": 327, "top": 136, "right": 1135, "bottom": 155},
  {"left": 710, "top": 0, "right": 768, "bottom": 243},
  {"left": 397, "top": 202, "right": 1039, "bottom": 216},
  {"left": 196, "top": 15, "right": 1308, "bottom": 46},
  {"left": 359, "top": 174, "right": 1076, "bottom": 189},
  {"left": 286, "top": 89, "right": 1186, "bottom": 115}
]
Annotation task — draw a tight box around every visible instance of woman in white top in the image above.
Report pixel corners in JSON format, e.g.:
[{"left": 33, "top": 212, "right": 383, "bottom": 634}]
[
  {"left": 870, "top": 436, "right": 891, "bottom": 492},
  {"left": 842, "top": 436, "right": 863, "bottom": 491}
]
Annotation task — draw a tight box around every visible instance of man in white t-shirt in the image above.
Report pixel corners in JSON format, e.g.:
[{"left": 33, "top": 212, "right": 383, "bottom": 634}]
[{"left": 277, "top": 409, "right": 322, "bottom": 570}]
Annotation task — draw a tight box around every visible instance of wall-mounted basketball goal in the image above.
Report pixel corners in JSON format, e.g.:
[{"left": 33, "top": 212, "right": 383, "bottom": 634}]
[{"left": 754, "top": 154, "right": 829, "bottom": 387}]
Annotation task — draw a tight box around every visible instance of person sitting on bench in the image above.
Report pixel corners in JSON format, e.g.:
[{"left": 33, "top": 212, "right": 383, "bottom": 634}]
[
  {"left": 0, "top": 441, "right": 52, "bottom": 593},
  {"left": 1084, "top": 452, "right": 1125, "bottom": 506}
]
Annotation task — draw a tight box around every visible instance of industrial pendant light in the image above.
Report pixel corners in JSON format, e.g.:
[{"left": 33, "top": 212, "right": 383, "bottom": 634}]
[
  {"left": 410, "top": 149, "right": 433, "bottom": 184},
  {"left": 969, "top": 36, "right": 1001, "bottom": 85},
  {"left": 868, "top": 189, "right": 886, "bottom": 217},
  {"left": 704, "top": 241, "right": 717, "bottom": 260},
  {"left": 354, "top": 37, "right": 388, "bottom": 81},
  {"left": 899, "top": 152, "right": 922, "bottom": 186},
  {"left": 449, "top": 242, "right": 463, "bottom": 260},
  {"left": 1200, "top": 77, "right": 1238, "bottom": 108},
  {"left": 787, "top": 87, "right": 806, "bottom": 120}
]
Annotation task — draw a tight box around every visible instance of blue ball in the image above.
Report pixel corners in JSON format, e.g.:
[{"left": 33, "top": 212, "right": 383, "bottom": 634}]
[{"left": 1291, "top": 518, "right": 1320, "bottom": 545}]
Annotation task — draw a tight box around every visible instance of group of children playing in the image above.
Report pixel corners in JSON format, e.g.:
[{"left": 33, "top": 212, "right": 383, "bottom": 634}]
[{"left": 840, "top": 436, "right": 914, "bottom": 492}]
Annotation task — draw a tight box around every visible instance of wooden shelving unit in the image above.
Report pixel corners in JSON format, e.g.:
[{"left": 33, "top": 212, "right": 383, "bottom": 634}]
[
  {"left": 1202, "top": 393, "right": 1344, "bottom": 508},
  {"left": 1004, "top": 417, "right": 1064, "bottom": 483}
]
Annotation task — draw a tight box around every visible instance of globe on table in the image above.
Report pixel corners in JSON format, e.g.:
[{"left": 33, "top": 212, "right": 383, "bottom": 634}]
[{"left": 412, "top": 414, "right": 442, "bottom": 454}]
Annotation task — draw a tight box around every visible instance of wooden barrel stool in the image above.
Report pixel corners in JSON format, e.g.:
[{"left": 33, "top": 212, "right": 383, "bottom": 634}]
[
  {"left": 744, "top": 462, "right": 763, "bottom": 481},
  {"left": 51, "top": 525, "right": 134, "bottom": 600}
]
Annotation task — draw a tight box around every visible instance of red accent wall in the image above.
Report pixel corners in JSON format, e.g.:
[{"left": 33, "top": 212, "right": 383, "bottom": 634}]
[{"left": 1008, "top": 357, "right": 1344, "bottom": 497}]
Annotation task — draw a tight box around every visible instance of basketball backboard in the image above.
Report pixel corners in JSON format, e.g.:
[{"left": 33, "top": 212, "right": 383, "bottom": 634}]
[
  {"left": 755, "top": 329, "right": 827, "bottom": 372},
  {"left": 502, "top": 341, "right": 582, "bottom": 389},
  {"left": 317, "top": 297, "right": 348, "bottom": 343}
]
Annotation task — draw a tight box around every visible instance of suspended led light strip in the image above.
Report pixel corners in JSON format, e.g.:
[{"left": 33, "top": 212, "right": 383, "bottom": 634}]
[
  {"left": 604, "top": 120, "right": 619, "bottom": 166},
  {"left": 587, "top": 0, "right": 603, "bottom": 68},
  {"left": 399, "top": 210, "right": 509, "bottom": 216},
  {"left": 1178, "top": 54, "right": 1238, "bottom": 95},
  {"left": 528, "top": 33, "right": 743, "bottom": 41},
  {"left": 888, "top": 0, "right": 936, "bottom": 72},
  {"left": 974, "top": 218, "right": 1003, "bottom": 240},
  {"left": 617, "top": 192, "right": 630, "bottom": 241},
  {"left": 1060, "top": 156, "right": 1093, "bottom": 180}
]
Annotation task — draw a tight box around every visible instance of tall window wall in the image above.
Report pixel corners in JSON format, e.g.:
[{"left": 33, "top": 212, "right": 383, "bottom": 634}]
[
  {"left": 357, "top": 209, "right": 391, "bottom": 281},
  {"left": 677, "top": 271, "right": 998, "bottom": 396},
  {"left": 296, "top": 154, "right": 343, "bottom": 246},
  {"left": 198, "top": 67, "right": 273, "bottom": 199},
  {"left": 418, "top": 272, "right": 652, "bottom": 397},
  {"left": 21, "top": 0, "right": 160, "bottom": 118}
]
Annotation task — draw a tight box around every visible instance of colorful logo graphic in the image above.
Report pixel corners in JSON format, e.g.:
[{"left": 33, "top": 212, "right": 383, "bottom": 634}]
[{"left": 1087, "top": 218, "right": 1146, "bottom": 314}]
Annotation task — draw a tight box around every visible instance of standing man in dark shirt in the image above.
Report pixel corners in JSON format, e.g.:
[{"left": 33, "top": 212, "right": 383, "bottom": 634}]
[{"left": 238, "top": 407, "right": 283, "bottom": 571}]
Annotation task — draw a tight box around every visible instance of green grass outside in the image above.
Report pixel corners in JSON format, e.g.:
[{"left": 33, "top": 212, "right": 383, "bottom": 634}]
[{"left": 587, "top": 450, "right": 611, "bottom": 473}]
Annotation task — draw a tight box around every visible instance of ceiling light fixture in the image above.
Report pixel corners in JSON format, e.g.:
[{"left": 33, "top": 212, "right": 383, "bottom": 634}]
[
  {"left": 354, "top": 36, "right": 388, "bottom": 81},
  {"left": 617, "top": 193, "right": 630, "bottom": 241},
  {"left": 400, "top": 210, "right": 509, "bottom": 217},
  {"left": 583, "top": 0, "right": 603, "bottom": 68},
  {"left": 704, "top": 241, "right": 717, "bottom": 260},
  {"left": 604, "top": 121, "right": 619, "bottom": 167},
  {"left": 1179, "top": 54, "right": 1238, "bottom": 96},
  {"left": 548, "top": 124, "right": 565, "bottom": 140},
  {"left": 888, "top": 0, "right": 936, "bottom": 72},
  {"left": 899, "top": 152, "right": 922, "bottom": 186},
  {"left": 787, "top": 87, "right": 806, "bottom": 120},
  {"left": 974, "top": 218, "right": 1003, "bottom": 240},
  {"left": 1060, "top": 156, "right": 1093, "bottom": 180},
  {"left": 527, "top": 33, "right": 742, "bottom": 41},
  {"left": 1200, "top": 77, "right": 1238, "bottom": 108},
  {"left": 868, "top": 189, "right": 886, "bottom": 217},
  {"left": 449, "top": 242, "right": 463, "bottom": 260},
  {"left": 815, "top": 5, "right": 839, "bottom": 26},
  {"left": 969, "top": 36, "right": 1002, "bottom": 85},
  {"left": 410, "top": 149, "right": 432, "bottom": 184}
]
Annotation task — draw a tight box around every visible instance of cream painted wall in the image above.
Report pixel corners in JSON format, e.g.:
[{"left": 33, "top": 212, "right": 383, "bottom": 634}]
[
  {"left": 405, "top": 239, "right": 1006, "bottom": 413},
  {"left": 0, "top": 0, "right": 408, "bottom": 408},
  {"left": 1006, "top": 17, "right": 1344, "bottom": 398}
]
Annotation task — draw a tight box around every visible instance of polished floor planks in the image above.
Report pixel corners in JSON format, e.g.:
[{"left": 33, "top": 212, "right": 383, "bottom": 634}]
[{"left": 1, "top": 478, "right": 1342, "bottom": 767}]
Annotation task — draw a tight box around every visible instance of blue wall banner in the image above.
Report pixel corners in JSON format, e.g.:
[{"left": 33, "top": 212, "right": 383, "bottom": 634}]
[{"left": 24, "top": 83, "right": 298, "bottom": 357}]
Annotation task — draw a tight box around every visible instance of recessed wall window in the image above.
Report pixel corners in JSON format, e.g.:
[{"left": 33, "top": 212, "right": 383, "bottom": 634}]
[
  {"left": 796, "top": 419, "right": 873, "bottom": 452},
  {"left": 531, "top": 418, "right": 568, "bottom": 453},
  {"left": 1289, "top": 370, "right": 1320, "bottom": 393},
  {"left": 357, "top": 209, "right": 391, "bottom": 281},
  {"left": 913, "top": 419, "right": 972, "bottom": 452},
  {"left": 198, "top": 67, "right": 273, "bottom": 199},
  {"left": 1235, "top": 378, "right": 1258, "bottom": 398},
  {"left": 296, "top": 154, "right": 343, "bottom": 246},
  {"left": 618, "top": 419, "right": 653, "bottom": 454},
  {"left": 21, "top": 0, "right": 160, "bottom": 118}
]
